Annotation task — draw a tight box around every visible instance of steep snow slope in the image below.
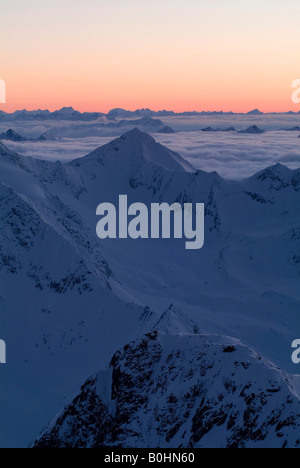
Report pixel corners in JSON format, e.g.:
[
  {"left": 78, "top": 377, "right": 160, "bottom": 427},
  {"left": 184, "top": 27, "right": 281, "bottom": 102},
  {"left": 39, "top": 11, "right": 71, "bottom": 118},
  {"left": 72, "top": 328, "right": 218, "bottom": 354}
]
[
  {"left": 0, "top": 140, "right": 153, "bottom": 447},
  {"left": 33, "top": 330, "right": 300, "bottom": 449},
  {"left": 72, "top": 128, "right": 195, "bottom": 172},
  {"left": 0, "top": 129, "right": 299, "bottom": 447}
]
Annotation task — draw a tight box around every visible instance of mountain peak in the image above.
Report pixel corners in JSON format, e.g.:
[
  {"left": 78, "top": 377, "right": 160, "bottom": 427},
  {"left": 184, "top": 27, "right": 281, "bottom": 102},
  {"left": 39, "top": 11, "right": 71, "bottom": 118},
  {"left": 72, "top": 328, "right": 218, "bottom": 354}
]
[
  {"left": 58, "top": 106, "right": 76, "bottom": 113},
  {"left": 0, "top": 129, "right": 27, "bottom": 141},
  {"left": 152, "top": 304, "right": 200, "bottom": 335},
  {"left": 247, "top": 108, "right": 264, "bottom": 115},
  {"left": 71, "top": 129, "right": 195, "bottom": 173},
  {"left": 240, "top": 125, "right": 265, "bottom": 134},
  {"left": 37, "top": 131, "right": 56, "bottom": 141},
  {"left": 251, "top": 162, "right": 300, "bottom": 191},
  {"left": 255, "top": 163, "right": 293, "bottom": 179},
  {"left": 121, "top": 127, "right": 153, "bottom": 140},
  {"left": 33, "top": 332, "right": 300, "bottom": 449}
]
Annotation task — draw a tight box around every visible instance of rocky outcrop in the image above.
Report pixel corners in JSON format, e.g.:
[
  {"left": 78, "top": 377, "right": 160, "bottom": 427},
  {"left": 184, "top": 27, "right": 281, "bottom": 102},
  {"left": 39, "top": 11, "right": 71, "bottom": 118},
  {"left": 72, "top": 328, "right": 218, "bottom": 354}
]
[{"left": 33, "top": 332, "right": 300, "bottom": 448}]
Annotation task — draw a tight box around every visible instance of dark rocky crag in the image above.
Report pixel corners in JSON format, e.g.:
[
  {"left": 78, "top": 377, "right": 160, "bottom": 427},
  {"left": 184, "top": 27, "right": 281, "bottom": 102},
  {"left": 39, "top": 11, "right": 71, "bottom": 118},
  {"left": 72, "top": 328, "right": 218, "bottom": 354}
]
[{"left": 33, "top": 332, "right": 300, "bottom": 449}]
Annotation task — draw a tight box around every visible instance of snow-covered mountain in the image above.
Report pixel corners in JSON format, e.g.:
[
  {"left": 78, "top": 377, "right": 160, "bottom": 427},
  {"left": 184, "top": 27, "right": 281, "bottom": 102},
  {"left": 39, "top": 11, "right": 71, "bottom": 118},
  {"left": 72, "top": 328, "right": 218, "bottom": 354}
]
[
  {"left": 33, "top": 329, "right": 300, "bottom": 449},
  {"left": 1, "top": 107, "right": 300, "bottom": 125},
  {"left": 247, "top": 109, "right": 264, "bottom": 116},
  {"left": 156, "top": 125, "right": 175, "bottom": 134},
  {"left": 36, "top": 132, "right": 57, "bottom": 142},
  {"left": 0, "top": 129, "right": 28, "bottom": 141},
  {"left": 0, "top": 129, "right": 57, "bottom": 142},
  {"left": 240, "top": 125, "right": 265, "bottom": 134},
  {"left": 0, "top": 107, "right": 105, "bottom": 122},
  {"left": 110, "top": 117, "right": 166, "bottom": 131},
  {"left": 72, "top": 128, "right": 195, "bottom": 172},
  {"left": 0, "top": 137, "right": 151, "bottom": 446},
  {"left": 0, "top": 129, "right": 299, "bottom": 447}
]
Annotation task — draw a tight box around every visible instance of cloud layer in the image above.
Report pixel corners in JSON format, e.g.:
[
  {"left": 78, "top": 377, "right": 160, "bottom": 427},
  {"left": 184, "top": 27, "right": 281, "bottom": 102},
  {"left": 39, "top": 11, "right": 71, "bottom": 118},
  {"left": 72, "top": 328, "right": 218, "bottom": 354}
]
[
  {"left": 155, "top": 131, "right": 300, "bottom": 179},
  {"left": 1, "top": 115, "right": 300, "bottom": 179}
]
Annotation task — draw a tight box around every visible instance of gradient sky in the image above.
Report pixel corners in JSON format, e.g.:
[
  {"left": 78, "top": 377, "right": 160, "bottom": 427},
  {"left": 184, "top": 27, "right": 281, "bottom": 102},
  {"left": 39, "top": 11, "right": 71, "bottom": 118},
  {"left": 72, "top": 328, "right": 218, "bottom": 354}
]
[{"left": 1, "top": 0, "right": 300, "bottom": 113}]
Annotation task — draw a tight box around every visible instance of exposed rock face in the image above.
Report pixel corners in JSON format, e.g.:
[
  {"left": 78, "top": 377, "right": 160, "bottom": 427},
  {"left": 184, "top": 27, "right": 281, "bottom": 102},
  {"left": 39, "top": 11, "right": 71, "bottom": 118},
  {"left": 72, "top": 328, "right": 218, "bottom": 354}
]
[
  {"left": 253, "top": 164, "right": 300, "bottom": 191},
  {"left": 33, "top": 332, "right": 300, "bottom": 449}
]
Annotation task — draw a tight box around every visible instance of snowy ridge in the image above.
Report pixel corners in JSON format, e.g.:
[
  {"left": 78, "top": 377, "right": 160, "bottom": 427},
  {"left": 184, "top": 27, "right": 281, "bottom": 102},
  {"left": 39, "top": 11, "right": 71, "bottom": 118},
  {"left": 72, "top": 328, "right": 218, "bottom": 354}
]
[
  {"left": 151, "top": 304, "right": 200, "bottom": 335},
  {"left": 71, "top": 128, "right": 195, "bottom": 173},
  {"left": 0, "top": 141, "right": 29, "bottom": 170},
  {"left": 33, "top": 331, "right": 300, "bottom": 448},
  {"left": 251, "top": 163, "right": 300, "bottom": 191}
]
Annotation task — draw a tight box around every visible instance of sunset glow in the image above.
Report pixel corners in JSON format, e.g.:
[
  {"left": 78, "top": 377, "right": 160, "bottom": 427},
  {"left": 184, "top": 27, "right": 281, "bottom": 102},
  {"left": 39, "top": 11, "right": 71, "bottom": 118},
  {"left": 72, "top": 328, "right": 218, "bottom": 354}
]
[{"left": 1, "top": 0, "right": 300, "bottom": 113}]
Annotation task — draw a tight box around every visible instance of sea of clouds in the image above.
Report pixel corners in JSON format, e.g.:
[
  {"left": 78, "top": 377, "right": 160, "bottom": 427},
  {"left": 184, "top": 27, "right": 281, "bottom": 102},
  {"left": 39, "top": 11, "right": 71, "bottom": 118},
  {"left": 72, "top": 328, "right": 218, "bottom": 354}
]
[
  {"left": 156, "top": 131, "right": 300, "bottom": 178},
  {"left": 1, "top": 115, "right": 299, "bottom": 179}
]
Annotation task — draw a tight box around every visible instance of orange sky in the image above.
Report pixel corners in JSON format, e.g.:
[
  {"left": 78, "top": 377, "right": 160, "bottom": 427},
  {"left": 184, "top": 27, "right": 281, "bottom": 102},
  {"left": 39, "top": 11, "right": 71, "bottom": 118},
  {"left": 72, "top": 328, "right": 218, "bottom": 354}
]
[{"left": 1, "top": 0, "right": 300, "bottom": 113}]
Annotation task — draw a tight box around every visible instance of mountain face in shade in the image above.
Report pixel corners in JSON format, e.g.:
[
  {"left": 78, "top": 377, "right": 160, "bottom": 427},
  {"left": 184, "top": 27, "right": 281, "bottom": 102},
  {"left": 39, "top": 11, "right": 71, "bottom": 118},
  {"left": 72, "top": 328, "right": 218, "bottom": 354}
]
[
  {"left": 0, "top": 129, "right": 57, "bottom": 142},
  {"left": 71, "top": 128, "right": 195, "bottom": 172},
  {"left": 36, "top": 132, "right": 57, "bottom": 141},
  {"left": 240, "top": 125, "right": 265, "bottom": 134},
  {"left": 33, "top": 330, "right": 300, "bottom": 449},
  {"left": 286, "top": 126, "right": 300, "bottom": 131},
  {"left": 202, "top": 127, "right": 220, "bottom": 132},
  {"left": 201, "top": 127, "right": 236, "bottom": 132},
  {"left": 0, "top": 130, "right": 299, "bottom": 447},
  {"left": 252, "top": 163, "right": 300, "bottom": 191},
  {"left": 156, "top": 125, "right": 175, "bottom": 134},
  {"left": 247, "top": 109, "right": 264, "bottom": 116},
  {"left": 0, "top": 128, "right": 27, "bottom": 141},
  {"left": 222, "top": 127, "right": 236, "bottom": 132}
]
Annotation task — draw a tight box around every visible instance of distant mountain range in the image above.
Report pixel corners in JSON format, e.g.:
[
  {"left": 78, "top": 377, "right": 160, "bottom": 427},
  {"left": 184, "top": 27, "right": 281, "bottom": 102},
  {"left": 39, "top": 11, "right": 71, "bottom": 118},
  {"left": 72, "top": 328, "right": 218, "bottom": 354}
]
[
  {"left": 0, "top": 129, "right": 56, "bottom": 142},
  {"left": 1, "top": 107, "right": 300, "bottom": 122},
  {"left": 202, "top": 125, "right": 266, "bottom": 134},
  {"left": 1, "top": 122, "right": 300, "bottom": 143}
]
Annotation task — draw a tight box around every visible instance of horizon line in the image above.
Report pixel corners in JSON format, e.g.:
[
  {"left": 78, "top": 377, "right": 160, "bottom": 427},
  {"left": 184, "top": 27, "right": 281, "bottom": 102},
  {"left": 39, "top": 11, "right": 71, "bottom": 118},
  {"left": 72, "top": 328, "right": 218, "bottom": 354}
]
[{"left": 1, "top": 106, "right": 300, "bottom": 116}]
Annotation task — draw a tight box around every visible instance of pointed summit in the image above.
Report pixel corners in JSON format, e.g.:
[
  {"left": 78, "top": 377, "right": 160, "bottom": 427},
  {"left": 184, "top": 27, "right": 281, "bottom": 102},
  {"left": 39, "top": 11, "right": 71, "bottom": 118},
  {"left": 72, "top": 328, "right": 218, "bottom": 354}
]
[
  {"left": 247, "top": 109, "right": 264, "bottom": 115},
  {"left": 240, "top": 125, "right": 265, "bottom": 134},
  {"left": 255, "top": 163, "right": 294, "bottom": 180},
  {"left": 121, "top": 127, "right": 153, "bottom": 141},
  {"left": 71, "top": 128, "right": 195, "bottom": 173},
  {"left": 0, "top": 129, "right": 27, "bottom": 141},
  {"left": 58, "top": 106, "right": 76, "bottom": 113},
  {"left": 52, "top": 107, "right": 82, "bottom": 120},
  {"left": 37, "top": 131, "right": 56, "bottom": 141},
  {"left": 152, "top": 304, "right": 200, "bottom": 335},
  {"left": 252, "top": 163, "right": 300, "bottom": 191}
]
